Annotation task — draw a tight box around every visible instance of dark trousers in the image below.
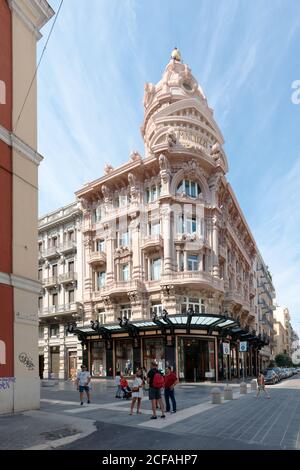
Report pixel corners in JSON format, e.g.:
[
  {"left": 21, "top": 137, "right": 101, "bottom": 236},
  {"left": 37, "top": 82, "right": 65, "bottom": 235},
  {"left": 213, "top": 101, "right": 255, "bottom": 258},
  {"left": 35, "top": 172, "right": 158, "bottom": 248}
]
[{"left": 164, "top": 387, "right": 176, "bottom": 412}]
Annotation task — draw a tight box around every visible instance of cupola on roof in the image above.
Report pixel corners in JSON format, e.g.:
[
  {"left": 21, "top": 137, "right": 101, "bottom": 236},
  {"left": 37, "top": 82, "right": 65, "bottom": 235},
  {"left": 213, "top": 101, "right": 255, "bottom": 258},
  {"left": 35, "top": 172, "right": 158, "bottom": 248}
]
[{"left": 141, "top": 49, "right": 228, "bottom": 174}]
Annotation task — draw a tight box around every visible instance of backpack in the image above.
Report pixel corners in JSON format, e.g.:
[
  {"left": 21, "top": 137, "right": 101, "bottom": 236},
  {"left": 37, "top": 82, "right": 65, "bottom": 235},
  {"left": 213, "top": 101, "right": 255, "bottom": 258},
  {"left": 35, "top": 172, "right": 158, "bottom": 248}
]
[{"left": 153, "top": 371, "right": 165, "bottom": 389}]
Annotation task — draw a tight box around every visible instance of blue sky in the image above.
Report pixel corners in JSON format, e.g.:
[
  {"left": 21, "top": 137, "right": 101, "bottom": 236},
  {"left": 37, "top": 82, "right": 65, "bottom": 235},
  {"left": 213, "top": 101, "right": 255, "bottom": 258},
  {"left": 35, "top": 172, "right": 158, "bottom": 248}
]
[{"left": 37, "top": 0, "right": 300, "bottom": 336}]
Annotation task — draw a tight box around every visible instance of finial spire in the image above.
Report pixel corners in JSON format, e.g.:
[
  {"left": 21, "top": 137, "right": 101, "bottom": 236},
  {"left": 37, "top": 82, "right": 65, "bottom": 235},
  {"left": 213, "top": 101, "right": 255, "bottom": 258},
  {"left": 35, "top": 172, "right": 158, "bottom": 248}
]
[{"left": 171, "top": 47, "right": 181, "bottom": 62}]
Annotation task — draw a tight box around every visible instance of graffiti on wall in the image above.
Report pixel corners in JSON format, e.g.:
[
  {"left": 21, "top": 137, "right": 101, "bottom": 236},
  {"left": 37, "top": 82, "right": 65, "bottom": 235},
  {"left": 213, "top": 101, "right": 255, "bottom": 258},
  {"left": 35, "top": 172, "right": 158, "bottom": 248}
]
[
  {"left": 18, "top": 352, "right": 35, "bottom": 370},
  {"left": 0, "top": 377, "right": 15, "bottom": 390}
]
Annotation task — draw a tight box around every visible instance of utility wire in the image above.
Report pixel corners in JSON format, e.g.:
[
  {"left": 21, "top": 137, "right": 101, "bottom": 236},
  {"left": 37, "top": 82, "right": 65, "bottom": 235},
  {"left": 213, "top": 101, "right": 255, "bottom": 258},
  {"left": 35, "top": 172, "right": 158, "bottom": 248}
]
[{"left": 13, "top": 0, "right": 64, "bottom": 132}]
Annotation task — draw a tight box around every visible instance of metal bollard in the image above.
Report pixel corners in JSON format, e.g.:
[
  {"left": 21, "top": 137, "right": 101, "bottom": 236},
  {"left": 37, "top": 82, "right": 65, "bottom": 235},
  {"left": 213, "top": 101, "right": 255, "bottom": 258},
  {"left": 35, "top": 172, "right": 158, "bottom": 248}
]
[
  {"left": 211, "top": 387, "right": 222, "bottom": 404},
  {"left": 224, "top": 384, "right": 233, "bottom": 400},
  {"left": 240, "top": 382, "right": 247, "bottom": 394},
  {"left": 251, "top": 379, "right": 258, "bottom": 391}
]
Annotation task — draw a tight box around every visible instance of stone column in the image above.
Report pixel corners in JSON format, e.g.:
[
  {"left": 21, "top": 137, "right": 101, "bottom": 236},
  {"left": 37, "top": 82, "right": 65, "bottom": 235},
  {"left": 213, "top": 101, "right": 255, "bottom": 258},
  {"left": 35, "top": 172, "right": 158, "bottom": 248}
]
[
  {"left": 130, "top": 215, "right": 142, "bottom": 279},
  {"left": 105, "top": 234, "right": 115, "bottom": 283},
  {"left": 184, "top": 250, "right": 188, "bottom": 271},
  {"left": 176, "top": 247, "right": 181, "bottom": 271},
  {"left": 161, "top": 205, "right": 173, "bottom": 274},
  {"left": 212, "top": 215, "right": 219, "bottom": 277}
]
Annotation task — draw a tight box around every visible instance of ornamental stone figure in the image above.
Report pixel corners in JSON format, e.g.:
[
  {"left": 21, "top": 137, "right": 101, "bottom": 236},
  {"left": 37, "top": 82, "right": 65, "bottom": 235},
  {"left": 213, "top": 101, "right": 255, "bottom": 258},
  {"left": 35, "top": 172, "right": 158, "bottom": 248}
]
[
  {"left": 104, "top": 163, "right": 114, "bottom": 174},
  {"left": 130, "top": 150, "right": 141, "bottom": 161}
]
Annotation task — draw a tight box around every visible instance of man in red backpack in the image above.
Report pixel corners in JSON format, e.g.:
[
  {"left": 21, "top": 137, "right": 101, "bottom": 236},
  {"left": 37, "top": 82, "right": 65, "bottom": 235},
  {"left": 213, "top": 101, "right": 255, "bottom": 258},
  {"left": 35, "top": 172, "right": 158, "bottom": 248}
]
[{"left": 147, "top": 361, "right": 166, "bottom": 419}]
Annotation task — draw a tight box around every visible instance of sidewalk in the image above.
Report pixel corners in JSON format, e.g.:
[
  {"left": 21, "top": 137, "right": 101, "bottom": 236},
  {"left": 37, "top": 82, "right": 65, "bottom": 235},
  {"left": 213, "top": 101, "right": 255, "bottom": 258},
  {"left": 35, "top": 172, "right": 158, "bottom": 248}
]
[
  {"left": 0, "top": 381, "right": 256, "bottom": 450},
  {"left": 0, "top": 409, "right": 96, "bottom": 450}
]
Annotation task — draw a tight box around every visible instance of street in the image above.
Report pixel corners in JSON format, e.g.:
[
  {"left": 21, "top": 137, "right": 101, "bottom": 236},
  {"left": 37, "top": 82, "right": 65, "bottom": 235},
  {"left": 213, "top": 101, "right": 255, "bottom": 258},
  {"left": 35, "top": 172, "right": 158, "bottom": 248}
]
[{"left": 0, "top": 375, "right": 299, "bottom": 450}]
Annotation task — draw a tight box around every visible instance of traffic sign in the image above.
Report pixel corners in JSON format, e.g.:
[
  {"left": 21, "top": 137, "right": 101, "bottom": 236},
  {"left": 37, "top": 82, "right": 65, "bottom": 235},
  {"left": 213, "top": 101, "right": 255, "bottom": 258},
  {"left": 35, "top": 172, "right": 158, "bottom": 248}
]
[
  {"left": 222, "top": 343, "right": 230, "bottom": 355},
  {"left": 239, "top": 341, "right": 248, "bottom": 352}
]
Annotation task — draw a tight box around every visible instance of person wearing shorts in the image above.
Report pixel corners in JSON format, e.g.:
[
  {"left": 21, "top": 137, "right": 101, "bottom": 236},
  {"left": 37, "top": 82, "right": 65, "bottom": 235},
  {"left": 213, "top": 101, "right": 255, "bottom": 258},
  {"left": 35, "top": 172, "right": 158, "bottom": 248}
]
[
  {"left": 256, "top": 372, "right": 270, "bottom": 399},
  {"left": 76, "top": 364, "right": 91, "bottom": 405},
  {"left": 147, "top": 361, "right": 165, "bottom": 420}
]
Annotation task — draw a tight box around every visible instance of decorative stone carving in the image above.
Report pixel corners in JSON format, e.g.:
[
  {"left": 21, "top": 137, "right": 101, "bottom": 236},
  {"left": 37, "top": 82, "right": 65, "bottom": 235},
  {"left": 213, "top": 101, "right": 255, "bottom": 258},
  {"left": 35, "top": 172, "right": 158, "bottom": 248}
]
[
  {"left": 104, "top": 163, "right": 114, "bottom": 174},
  {"left": 101, "top": 184, "right": 112, "bottom": 203},
  {"left": 101, "top": 295, "right": 111, "bottom": 307},
  {"left": 161, "top": 284, "right": 175, "bottom": 298},
  {"left": 127, "top": 291, "right": 142, "bottom": 303},
  {"left": 143, "top": 82, "right": 156, "bottom": 108},
  {"left": 130, "top": 150, "right": 142, "bottom": 161},
  {"left": 167, "top": 129, "right": 177, "bottom": 147}
]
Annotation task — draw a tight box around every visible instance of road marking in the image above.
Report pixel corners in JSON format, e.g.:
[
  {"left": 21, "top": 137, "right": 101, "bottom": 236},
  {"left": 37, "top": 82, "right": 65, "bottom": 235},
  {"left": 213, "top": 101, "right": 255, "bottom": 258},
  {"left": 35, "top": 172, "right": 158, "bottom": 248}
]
[
  {"left": 64, "top": 404, "right": 153, "bottom": 415},
  {"left": 138, "top": 402, "right": 216, "bottom": 429},
  {"left": 41, "top": 399, "right": 82, "bottom": 406}
]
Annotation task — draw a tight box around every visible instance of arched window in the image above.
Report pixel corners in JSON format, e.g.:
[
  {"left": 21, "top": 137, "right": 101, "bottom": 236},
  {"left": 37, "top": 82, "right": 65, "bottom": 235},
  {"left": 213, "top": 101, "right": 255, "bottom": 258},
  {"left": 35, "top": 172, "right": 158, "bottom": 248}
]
[{"left": 176, "top": 179, "right": 201, "bottom": 198}]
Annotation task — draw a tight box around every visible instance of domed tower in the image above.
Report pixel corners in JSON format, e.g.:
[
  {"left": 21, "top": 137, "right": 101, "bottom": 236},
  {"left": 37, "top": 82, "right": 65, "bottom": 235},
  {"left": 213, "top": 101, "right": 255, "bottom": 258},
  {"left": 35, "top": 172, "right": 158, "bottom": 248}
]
[{"left": 141, "top": 48, "right": 228, "bottom": 175}]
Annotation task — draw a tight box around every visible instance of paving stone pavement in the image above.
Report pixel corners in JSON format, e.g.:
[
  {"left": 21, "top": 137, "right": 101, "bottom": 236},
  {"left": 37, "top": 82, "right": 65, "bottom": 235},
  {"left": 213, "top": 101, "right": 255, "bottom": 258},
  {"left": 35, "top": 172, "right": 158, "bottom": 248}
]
[{"left": 0, "top": 375, "right": 299, "bottom": 450}]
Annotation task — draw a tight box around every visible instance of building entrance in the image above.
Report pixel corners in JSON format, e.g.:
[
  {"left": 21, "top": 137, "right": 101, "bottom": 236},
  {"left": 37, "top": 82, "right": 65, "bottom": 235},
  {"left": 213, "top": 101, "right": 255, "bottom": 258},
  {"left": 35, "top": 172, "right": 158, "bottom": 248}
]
[{"left": 179, "top": 337, "right": 216, "bottom": 382}]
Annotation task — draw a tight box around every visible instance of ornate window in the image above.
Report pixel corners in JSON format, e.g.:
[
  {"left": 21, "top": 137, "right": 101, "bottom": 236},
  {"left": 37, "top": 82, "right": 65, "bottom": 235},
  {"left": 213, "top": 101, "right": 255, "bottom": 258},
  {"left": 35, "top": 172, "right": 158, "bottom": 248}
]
[
  {"left": 148, "top": 221, "right": 160, "bottom": 236},
  {"left": 121, "top": 305, "right": 132, "bottom": 320},
  {"left": 188, "top": 254, "right": 199, "bottom": 271},
  {"left": 150, "top": 303, "right": 163, "bottom": 317},
  {"left": 97, "top": 239, "right": 105, "bottom": 252},
  {"left": 176, "top": 179, "right": 201, "bottom": 198},
  {"left": 122, "top": 264, "right": 129, "bottom": 281},
  {"left": 177, "top": 214, "right": 197, "bottom": 234},
  {"left": 145, "top": 184, "right": 161, "bottom": 203},
  {"left": 97, "top": 271, "right": 106, "bottom": 288},
  {"left": 181, "top": 297, "right": 206, "bottom": 314},
  {"left": 151, "top": 258, "right": 161, "bottom": 281}
]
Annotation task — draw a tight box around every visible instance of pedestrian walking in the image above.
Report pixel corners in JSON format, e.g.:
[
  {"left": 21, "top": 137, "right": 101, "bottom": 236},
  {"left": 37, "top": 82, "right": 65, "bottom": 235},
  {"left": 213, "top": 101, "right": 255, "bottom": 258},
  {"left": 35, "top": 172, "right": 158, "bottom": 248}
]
[
  {"left": 256, "top": 372, "right": 271, "bottom": 399},
  {"left": 164, "top": 366, "right": 178, "bottom": 413},
  {"left": 115, "top": 371, "right": 122, "bottom": 398},
  {"left": 147, "top": 361, "right": 166, "bottom": 419},
  {"left": 129, "top": 372, "right": 143, "bottom": 415},
  {"left": 76, "top": 364, "right": 91, "bottom": 405}
]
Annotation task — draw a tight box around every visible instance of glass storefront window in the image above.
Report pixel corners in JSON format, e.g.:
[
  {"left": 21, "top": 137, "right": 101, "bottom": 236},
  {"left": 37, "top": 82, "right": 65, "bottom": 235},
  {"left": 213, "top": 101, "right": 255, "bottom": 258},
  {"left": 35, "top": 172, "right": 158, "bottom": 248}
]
[
  {"left": 178, "top": 337, "right": 216, "bottom": 381},
  {"left": 91, "top": 341, "right": 107, "bottom": 377},
  {"left": 115, "top": 339, "right": 133, "bottom": 375},
  {"left": 143, "top": 338, "right": 165, "bottom": 373}
]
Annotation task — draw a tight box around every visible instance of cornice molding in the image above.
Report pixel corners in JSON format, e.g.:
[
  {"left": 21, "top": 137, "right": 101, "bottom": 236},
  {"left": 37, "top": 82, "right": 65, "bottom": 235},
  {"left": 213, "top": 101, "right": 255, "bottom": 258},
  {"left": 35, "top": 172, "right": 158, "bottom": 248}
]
[
  {"left": 0, "top": 125, "right": 43, "bottom": 166},
  {"left": 8, "top": 0, "right": 54, "bottom": 41},
  {"left": 0, "top": 272, "right": 41, "bottom": 294}
]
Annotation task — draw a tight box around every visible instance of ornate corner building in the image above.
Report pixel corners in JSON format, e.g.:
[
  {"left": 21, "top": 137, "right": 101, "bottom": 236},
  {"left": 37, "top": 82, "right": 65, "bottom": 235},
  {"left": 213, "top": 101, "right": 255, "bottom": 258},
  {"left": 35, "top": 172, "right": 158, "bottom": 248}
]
[{"left": 38, "top": 50, "right": 276, "bottom": 381}]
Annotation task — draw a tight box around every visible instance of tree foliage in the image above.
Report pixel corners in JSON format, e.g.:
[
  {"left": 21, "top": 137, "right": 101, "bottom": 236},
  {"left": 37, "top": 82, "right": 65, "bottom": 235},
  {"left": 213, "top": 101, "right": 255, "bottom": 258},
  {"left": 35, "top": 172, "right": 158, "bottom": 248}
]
[{"left": 275, "top": 353, "right": 293, "bottom": 367}]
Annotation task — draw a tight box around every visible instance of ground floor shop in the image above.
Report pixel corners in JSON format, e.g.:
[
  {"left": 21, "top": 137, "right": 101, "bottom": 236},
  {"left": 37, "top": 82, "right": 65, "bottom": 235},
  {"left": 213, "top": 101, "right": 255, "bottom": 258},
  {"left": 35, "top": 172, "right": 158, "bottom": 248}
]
[{"left": 72, "top": 313, "right": 266, "bottom": 382}]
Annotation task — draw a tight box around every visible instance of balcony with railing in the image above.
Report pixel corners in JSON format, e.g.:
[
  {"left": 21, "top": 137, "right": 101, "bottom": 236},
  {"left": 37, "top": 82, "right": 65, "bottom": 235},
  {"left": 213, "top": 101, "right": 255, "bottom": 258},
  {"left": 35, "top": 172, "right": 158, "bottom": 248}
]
[
  {"left": 59, "top": 241, "right": 76, "bottom": 253},
  {"left": 92, "top": 279, "right": 143, "bottom": 298},
  {"left": 87, "top": 251, "right": 107, "bottom": 265},
  {"left": 42, "top": 276, "right": 59, "bottom": 287},
  {"left": 161, "top": 270, "right": 224, "bottom": 292},
  {"left": 43, "top": 246, "right": 59, "bottom": 258},
  {"left": 141, "top": 234, "right": 163, "bottom": 251},
  {"left": 39, "top": 302, "right": 77, "bottom": 317},
  {"left": 59, "top": 272, "right": 77, "bottom": 284}
]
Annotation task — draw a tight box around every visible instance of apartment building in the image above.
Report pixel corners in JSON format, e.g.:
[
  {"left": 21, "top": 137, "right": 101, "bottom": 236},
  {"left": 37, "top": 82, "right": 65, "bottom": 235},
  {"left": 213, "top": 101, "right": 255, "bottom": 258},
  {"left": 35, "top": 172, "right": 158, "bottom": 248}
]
[{"left": 38, "top": 203, "right": 83, "bottom": 379}]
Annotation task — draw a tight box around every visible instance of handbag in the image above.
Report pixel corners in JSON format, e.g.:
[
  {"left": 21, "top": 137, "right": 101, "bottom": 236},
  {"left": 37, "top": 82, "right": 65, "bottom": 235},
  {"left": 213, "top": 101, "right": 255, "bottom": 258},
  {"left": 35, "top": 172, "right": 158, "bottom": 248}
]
[{"left": 132, "top": 386, "right": 139, "bottom": 392}]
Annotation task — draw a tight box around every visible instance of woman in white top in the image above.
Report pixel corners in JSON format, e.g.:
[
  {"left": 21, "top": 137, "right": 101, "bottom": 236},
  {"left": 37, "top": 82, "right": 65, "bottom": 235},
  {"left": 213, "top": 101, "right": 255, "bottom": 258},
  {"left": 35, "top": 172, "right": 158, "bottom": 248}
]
[{"left": 129, "top": 373, "right": 143, "bottom": 415}]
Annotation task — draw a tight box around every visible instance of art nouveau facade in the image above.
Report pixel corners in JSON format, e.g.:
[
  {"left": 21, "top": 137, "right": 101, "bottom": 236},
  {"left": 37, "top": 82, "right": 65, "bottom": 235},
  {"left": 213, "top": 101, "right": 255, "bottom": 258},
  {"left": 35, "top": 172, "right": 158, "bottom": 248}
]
[
  {"left": 0, "top": 0, "right": 54, "bottom": 413},
  {"left": 38, "top": 203, "right": 83, "bottom": 379},
  {"left": 70, "top": 52, "right": 270, "bottom": 381}
]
